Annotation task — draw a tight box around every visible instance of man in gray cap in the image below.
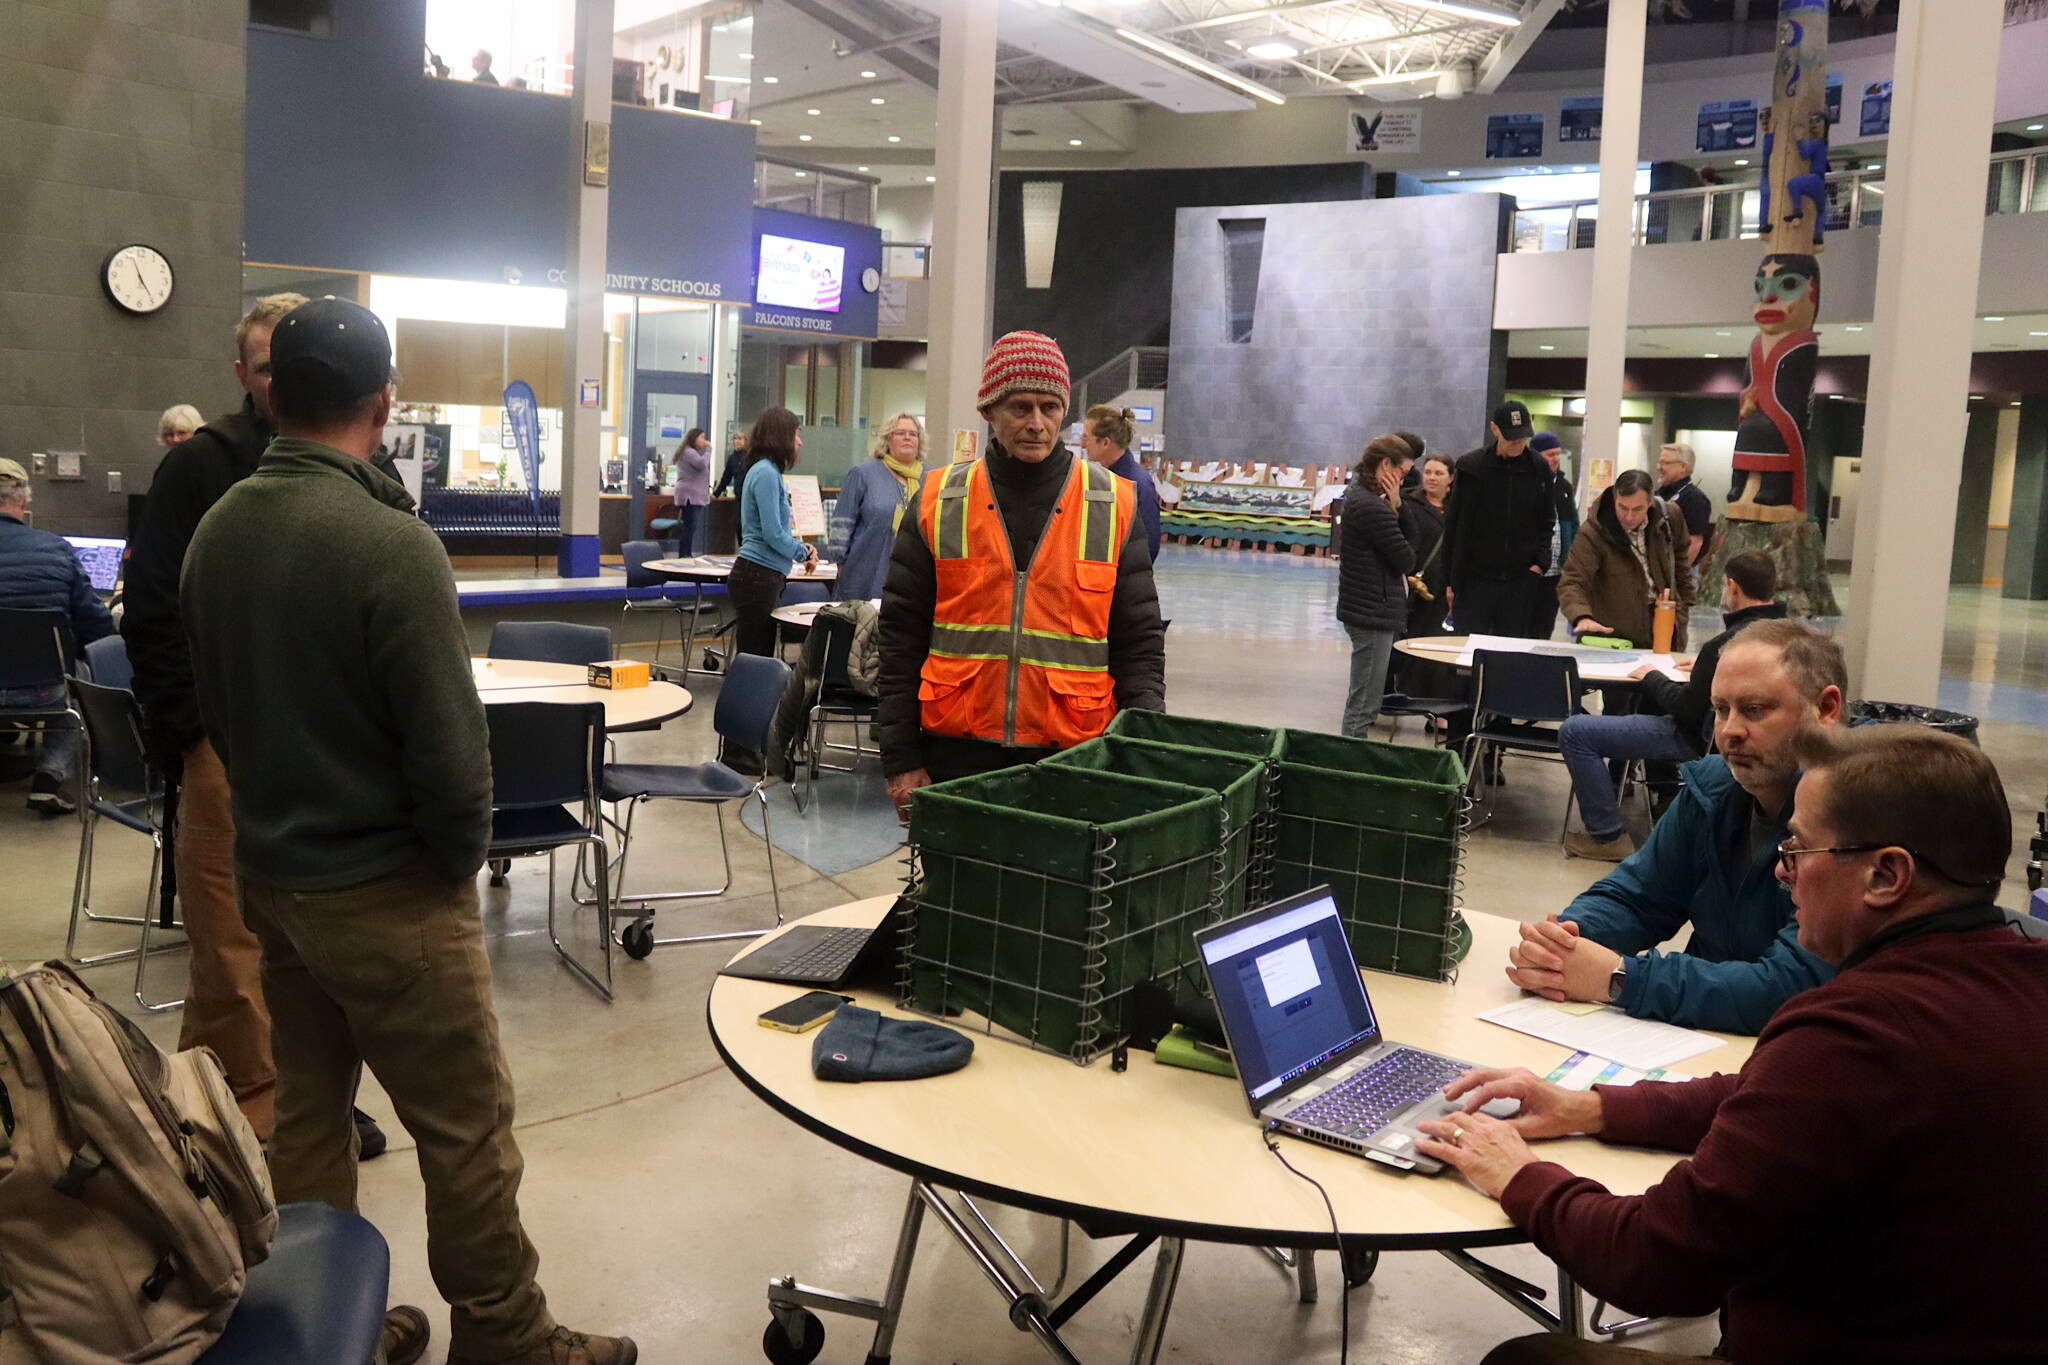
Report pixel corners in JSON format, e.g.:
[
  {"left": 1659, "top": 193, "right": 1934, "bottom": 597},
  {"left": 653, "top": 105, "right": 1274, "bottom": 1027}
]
[{"left": 182, "top": 298, "right": 637, "bottom": 1365}]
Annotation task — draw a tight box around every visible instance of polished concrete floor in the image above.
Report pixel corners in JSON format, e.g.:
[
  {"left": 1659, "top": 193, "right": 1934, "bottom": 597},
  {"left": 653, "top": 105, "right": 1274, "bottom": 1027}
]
[{"left": 5, "top": 545, "right": 2045, "bottom": 1364}]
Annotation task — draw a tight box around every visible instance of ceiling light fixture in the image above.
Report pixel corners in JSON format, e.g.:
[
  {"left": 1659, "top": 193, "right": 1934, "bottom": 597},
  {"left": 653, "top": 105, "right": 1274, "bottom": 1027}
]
[
  {"left": 1715, "top": 330, "right": 1731, "bottom": 336},
  {"left": 1867, "top": 162, "right": 1882, "bottom": 171},
  {"left": 1446, "top": 169, "right": 1461, "bottom": 176},
  {"left": 1246, "top": 41, "right": 1300, "bottom": 60},
  {"left": 794, "top": 170, "right": 808, "bottom": 177},
  {"left": 706, "top": 75, "right": 751, "bottom": 83},
  {"left": 871, "top": 96, "right": 885, "bottom": 104},
  {"left": 925, "top": 175, "right": 936, "bottom": 183},
  {"left": 807, "top": 108, "right": 821, "bottom": 116},
  {"left": 857, "top": 165, "right": 869, "bottom": 171},
  {"left": 761, "top": 75, "right": 778, "bottom": 84},
  {"left": 1346, "top": 68, "right": 1443, "bottom": 89},
  {"left": 1114, "top": 27, "right": 1287, "bottom": 105},
  {"left": 1704, "top": 352, "right": 1720, "bottom": 358},
  {"left": 738, "top": 52, "right": 752, "bottom": 60},
  {"left": 1069, "top": 138, "right": 1084, "bottom": 146},
  {"left": 1538, "top": 344, "right": 1555, "bottom": 351},
  {"left": 1732, "top": 158, "right": 1750, "bottom": 166},
  {"left": 887, "top": 135, "right": 902, "bottom": 143},
  {"left": 861, "top": 70, "right": 878, "bottom": 78},
  {"left": 798, "top": 134, "right": 812, "bottom": 142},
  {"left": 2030, "top": 123, "right": 2046, "bottom": 131},
  {"left": 1845, "top": 325, "right": 1864, "bottom": 332},
  {"left": 749, "top": 118, "right": 762, "bottom": 126},
  {"left": 1985, "top": 315, "right": 2007, "bottom": 322},
  {"left": 1384, "top": 0, "right": 1520, "bottom": 28},
  {"left": 2031, "top": 330, "right": 2048, "bottom": 337}
]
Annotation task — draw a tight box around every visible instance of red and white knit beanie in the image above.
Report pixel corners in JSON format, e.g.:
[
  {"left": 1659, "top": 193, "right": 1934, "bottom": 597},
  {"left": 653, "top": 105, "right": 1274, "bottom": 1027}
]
[{"left": 976, "top": 331, "right": 1070, "bottom": 413}]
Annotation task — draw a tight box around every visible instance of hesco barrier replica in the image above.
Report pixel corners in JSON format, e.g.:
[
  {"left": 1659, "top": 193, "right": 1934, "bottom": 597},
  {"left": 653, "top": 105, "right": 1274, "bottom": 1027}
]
[{"left": 901, "top": 765, "right": 1224, "bottom": 1064}]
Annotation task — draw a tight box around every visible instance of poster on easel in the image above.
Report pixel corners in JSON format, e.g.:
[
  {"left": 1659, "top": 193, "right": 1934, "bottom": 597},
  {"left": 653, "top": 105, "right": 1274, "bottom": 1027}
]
[
  {"left": 783, "top": 474, "right": 827, "bottom": 539},
  {"left": 379, "top": 424, "right": 427, "bottom": 505}
]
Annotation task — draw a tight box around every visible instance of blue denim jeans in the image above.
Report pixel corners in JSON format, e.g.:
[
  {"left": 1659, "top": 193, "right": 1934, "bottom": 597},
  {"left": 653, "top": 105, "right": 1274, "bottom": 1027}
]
[
  {"left": 0, "top": 684, "right": 79, "bottom": 781},
  {"left": 1559, "top": 712, "right": 1695, "bottom": 840},
  {"left": 1342, "top": 624, "right": 1397, "bottom": 737}
]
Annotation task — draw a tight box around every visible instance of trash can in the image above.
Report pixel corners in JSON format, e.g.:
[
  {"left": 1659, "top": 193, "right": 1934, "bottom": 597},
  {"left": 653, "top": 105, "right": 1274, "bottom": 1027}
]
[{"left": 1846, "top": 700, "right": 1980, "bottom": 746}]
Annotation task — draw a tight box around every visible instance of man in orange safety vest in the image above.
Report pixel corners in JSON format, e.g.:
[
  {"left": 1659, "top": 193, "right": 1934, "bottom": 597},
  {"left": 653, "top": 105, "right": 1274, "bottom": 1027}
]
[{"left": 877, "top": 331, "right": 1166, "bottom": 816}]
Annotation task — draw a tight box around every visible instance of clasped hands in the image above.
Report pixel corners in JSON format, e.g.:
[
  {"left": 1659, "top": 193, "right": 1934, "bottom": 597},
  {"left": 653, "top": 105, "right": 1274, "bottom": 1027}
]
[{"left": 1505, "top": 916, "right": 1621, "bottom": 1005}]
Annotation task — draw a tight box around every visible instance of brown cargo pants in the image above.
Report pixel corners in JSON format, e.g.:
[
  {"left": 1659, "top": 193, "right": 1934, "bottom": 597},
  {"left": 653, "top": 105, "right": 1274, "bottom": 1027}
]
[{"left": 239, "top": 863, "right": 557, "bottom": 1360}]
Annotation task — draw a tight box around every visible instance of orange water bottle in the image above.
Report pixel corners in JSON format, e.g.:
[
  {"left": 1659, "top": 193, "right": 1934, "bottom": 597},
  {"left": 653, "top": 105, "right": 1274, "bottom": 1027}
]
[{"left": 1652, "top": 590, "right": 1676, "bottom": 654}]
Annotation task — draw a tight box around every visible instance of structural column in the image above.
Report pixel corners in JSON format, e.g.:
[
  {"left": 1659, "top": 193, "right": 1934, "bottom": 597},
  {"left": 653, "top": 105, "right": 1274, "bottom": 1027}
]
[
  {"left": 559, "top": 0, "right": 614, "bottom": 578},
  {"left": 1842, "top": 0, "right": 2002, "bottom": 701},
  {"left": 925, "top": 1, "right": 999, "bottom": 466},
  {"left": 1579, "top": 0, "right": 1645, "bottom": 478}
]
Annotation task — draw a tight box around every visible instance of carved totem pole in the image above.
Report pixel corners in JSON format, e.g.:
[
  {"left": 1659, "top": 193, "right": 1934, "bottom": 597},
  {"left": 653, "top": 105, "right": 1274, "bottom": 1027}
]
[{"left": 1712, "top": 0, "right": 1840, "bottom": 616}]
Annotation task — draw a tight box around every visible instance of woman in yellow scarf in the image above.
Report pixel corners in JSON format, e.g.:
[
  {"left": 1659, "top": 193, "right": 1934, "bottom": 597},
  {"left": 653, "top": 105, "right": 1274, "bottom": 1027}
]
[{"left": 827, "top": 413, "right": 925, "bottom": 600}]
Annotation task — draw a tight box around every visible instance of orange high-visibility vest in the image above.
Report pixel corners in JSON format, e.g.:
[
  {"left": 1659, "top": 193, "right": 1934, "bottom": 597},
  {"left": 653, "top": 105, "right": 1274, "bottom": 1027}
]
[{"left": 916, "top": 455, "right": 1134, "bottom": 749}]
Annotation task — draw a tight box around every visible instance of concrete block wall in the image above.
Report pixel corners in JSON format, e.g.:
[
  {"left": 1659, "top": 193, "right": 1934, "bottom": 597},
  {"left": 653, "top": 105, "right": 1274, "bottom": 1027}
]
[
  {"left": 0, "top": 0, "right": 248, "bottom": 536},
  {"left": 1167, "top": 194, "right": 1510, "bottom": 467}
]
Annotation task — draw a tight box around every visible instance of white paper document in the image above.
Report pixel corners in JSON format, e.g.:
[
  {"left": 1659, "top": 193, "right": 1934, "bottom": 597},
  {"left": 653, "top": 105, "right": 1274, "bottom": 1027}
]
[{"left": 1478, "top": 997, "right": 1724, "bottom": 1072}]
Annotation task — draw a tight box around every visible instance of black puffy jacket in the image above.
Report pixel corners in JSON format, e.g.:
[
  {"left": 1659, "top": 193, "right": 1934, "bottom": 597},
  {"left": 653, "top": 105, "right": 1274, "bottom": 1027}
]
[
  {"left": 1336, "top": 483, "right": 1414, "bottom": 633},
  {"left": 0, "top": 514, "right": 114, "bottom": 658}
]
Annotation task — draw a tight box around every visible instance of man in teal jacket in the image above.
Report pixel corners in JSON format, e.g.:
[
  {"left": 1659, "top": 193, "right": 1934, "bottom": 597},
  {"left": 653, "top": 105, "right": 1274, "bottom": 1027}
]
[{"left": 1504, "top": 619, "right": 1843, "bottom": 1034}]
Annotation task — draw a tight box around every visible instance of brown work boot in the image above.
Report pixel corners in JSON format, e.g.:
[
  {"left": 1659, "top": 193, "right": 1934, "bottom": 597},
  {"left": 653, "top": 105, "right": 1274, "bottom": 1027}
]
[
  {"left": 448, "top": 1325, "right": 639, "bottom": 1365},
  {"left": 1564, "top": 829, "right": 1636, "bottom": 863},
  {"left": 380, "top": 1305, "right": 430, "bottom": 1365}
]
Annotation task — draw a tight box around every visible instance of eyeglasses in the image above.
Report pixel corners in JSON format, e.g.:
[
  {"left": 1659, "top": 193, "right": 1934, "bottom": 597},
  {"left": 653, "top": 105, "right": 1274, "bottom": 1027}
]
[{"left": 1775, "top": 839, "right": 1999, "bottom": 889}]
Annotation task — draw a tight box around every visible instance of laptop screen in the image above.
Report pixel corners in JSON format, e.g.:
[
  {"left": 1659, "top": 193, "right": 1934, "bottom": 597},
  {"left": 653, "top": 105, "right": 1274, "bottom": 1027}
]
[
  {"left": 1199, "top": 892, "right": 1378, "bottom": 1106},
  {"left": 64, "top": 536, "right": 124, "bottom": 592}
]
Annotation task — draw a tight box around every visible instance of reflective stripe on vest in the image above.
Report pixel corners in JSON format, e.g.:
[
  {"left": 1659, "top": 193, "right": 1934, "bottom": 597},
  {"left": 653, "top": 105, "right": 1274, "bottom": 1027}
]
[{"left": 916, "top": 456, "right": 1132, "bottom": 748}]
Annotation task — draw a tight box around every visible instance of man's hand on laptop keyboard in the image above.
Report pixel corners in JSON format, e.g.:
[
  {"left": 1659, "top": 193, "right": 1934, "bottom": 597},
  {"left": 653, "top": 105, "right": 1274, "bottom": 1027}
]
[
  {"left": 1413, "top": 1108, "right": 1534, "bottom": 1200},
  {"left": 1442, "top": 1067, "right": 1605, "bottom": 1141}
]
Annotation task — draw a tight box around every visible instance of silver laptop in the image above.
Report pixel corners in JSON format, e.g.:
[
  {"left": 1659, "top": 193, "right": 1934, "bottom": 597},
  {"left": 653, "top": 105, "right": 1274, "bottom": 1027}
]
[{"left": 1196, "top": 887, "right": 1506, "bottom": 1175}]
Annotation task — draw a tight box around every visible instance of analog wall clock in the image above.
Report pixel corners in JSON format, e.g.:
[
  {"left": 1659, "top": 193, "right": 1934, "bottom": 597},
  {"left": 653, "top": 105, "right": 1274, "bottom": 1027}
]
[
  {"left": 102, "top": 244, "right": 174, "bottom": 315},
  {"left": 861, "top": 266, "right": 881, "bottom": 292}
]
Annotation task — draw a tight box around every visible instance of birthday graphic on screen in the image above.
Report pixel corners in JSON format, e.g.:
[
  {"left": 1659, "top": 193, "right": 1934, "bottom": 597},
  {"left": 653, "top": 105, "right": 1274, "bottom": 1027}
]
[{"left": 755, "top": 234, "right": 845, "bottom": 314}]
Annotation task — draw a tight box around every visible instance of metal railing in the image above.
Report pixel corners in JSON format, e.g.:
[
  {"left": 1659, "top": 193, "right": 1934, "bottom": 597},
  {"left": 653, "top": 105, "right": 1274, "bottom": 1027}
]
[
  {"left": 1508, "top": 145, "right": 2047, "bottom": 253},
  {"left": 753, "top": 156, "right": 879, "bottom": 224},
  {"left": 1075, "top": 346, "right": 1170, "bottom": 414}
]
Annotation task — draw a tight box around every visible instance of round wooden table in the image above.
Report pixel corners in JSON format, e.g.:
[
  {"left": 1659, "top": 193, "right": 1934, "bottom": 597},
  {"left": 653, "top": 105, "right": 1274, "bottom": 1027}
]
[
  {"left": 770, "top": 597, "right": 882, "bottom": 631},
  {"left": 470, "top": 658, "right": 692, "bottom": 729},
  {"left": 711, "top": 897, "right": 1754, "bottom": 1362},
  {"left": 643, "top": 557, "right": 839, "bottom": 681}
]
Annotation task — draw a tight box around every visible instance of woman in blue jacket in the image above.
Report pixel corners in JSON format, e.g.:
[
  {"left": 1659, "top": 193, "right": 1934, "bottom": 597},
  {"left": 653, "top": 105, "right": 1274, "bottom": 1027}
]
[
  {"left": 731, "top": 406, "right": 815, "bottom": 659},
  {"left": 828, "top": 413, "right": 923, "bottom": 601}
]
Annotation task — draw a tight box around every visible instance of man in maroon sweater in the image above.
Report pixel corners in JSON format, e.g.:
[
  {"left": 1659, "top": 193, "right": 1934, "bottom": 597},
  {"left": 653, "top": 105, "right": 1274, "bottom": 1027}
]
[{"left": 1414, "top": 726, "right": 2048, "bottom": 1365}]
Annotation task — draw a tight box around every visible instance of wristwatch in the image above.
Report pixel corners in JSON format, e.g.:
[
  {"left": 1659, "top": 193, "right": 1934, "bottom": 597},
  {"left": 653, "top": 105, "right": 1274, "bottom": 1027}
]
[{"left": 1606, "top": 958, "right": 1630, "bottom": 1004}]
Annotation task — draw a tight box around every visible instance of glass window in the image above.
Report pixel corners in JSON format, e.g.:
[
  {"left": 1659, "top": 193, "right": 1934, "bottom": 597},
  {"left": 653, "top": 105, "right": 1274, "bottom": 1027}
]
[{"left": 420, "top": 0, "right": 743, "bottom": 118}]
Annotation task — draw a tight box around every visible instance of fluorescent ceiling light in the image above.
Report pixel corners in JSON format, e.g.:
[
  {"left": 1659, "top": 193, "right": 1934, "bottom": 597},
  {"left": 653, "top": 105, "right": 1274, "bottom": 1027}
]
[
  {"left": 761, "top": 75, "right": 778, "bottom": 84},
  {"left": 1538, "top": 344, "right": 1555, "bottom": 350},
  {"left": 861, "top": 70, "right": 878, "bottom": 78},
  {"left": 1115, "top": 27, "right": 1286, "bottom": 105},
  {"left": 1386, "top": 0, "right": 1519, "bottom": 25},
  {"left": 1985, "top": 315, "right": 2006, "bottom": 322},
  {"left": 871, "top": 96, "right": 885, "bottom": 104},
  {"left": 1069, "top": 138, "right": 1084, "bottom": 146},
  {"left": 794, "top": 170, "right": 808, "bottom": 177},
  {"left": 750, "top": 118, "right": 762, "bottom": 126},
  {"left": 806, "top": 108, "right": 821, "bottom": 115},
  {"left": 857, "top": 165, "right": 869, "bottom": 171},
  {"left": 1347, "top": 68, "right": 1443, "bottom": 89},
  {"left": 1845, "top": 325, "right": 1864, "bottom": 332},
  {"left": 1246, "top": 41, "right": 1299, "bottom": 60},
  {"left": 707, "top": 75, "right": 751, "bottom": 83},
  {"left": 1446, "top": 169, "right": 1461, "bottom": 176},
  {"left": 798, "top": 134, "right": 812, "bottom": 142},
  {"left": 887, "top": 135, "right": 902, "bottom": 143},
  {"left": 1867, "top": 162, "right": 1883, "bottom": 170},
  {"left": 2031, "top": 330, "right": 2048, "bottom": 336},
  {"left": 925, "top": 175, "right": 936, "bottom": 182},
  {"left": 1704, "top": 352, "right": 1719, "bottom": 358},
  {"left": 1715, "top": 330, "right": 1731, "bottom": 336}
]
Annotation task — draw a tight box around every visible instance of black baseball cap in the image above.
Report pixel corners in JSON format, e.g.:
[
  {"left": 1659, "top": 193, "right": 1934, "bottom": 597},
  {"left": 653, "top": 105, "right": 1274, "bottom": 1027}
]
[
  {"left": 268, "top": 297, "right": 392, "bottom": 407},
  {"left": 1491, "top": 401, "right": 1534, "bottom": 441}
]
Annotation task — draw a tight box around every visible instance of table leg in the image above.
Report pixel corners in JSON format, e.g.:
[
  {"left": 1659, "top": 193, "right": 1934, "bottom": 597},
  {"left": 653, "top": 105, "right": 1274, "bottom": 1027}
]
[
  {"left": 763, "top": 1179, "right": 927, "bottom": 1365},
  {"left": 1127, "top": 1237, "right": 1185, "bottom": 1365},
  {"left": 914, "top": 1185, "right": 1085, "bottom": 1365},
  {"left": 680, "top": 580, "right": 705, "bottom": 683},
  {"left": 1437, "top": 1247, "right": 1583, "bottom": 1337}
]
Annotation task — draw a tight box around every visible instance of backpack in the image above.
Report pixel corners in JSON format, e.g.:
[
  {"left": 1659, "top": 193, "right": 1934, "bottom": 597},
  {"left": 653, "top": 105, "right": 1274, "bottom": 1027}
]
[{"left": 0, "top": 961, "right": 276, "bottom": 1364}]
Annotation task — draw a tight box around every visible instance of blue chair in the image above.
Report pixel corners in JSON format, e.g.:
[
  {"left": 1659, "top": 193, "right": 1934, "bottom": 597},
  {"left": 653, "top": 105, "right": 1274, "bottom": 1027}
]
[
  {"left": 485, "top": 701, "right": 617, "bottom": 1000},
  {"left": 201, "top": 1203, "right": 389, "bottom": 1365},
  {"left": 619, "top": 539, "right": 696, "bottom": 681},
  {"left": 599, "top": 653, "right": 791, "bottom": 960},
  {"left": 487, "top": 620, "right": 614, "bottom": 666},
  {"left": 82, "top": 635, "right": 134, "bottom": 690},
  {"left": 65, "top": 677, "right": 184, "bottom": 1010},
  {"left": 0, "top": 607, "right": 81, "bottom": 752},
  {"left": 1463, "top": 649, "right": 1583, "bottom": 830}
]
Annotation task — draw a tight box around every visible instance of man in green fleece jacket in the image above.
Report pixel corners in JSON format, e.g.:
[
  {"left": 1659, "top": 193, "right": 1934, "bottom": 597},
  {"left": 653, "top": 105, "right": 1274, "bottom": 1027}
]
[{"left": 182, "top": 298, "right": 635, "bottom": 1365}]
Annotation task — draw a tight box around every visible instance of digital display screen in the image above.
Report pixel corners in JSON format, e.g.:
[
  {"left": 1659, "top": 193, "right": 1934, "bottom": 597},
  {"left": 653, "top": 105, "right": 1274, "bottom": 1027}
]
[
  {"left": 65, "top": 536, "right": 125, "bottom": 593},
  {"left": 756, "top": 234, "right": 845, "bottom": 313}
]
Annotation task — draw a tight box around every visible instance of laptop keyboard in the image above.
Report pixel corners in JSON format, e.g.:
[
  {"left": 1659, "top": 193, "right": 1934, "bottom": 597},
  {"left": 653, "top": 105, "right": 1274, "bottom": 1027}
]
[
  {"left": 1290, "top": 1049, "right": 1468, "bottom": 1138},
  {"left": 769, "top": 927, "right": 869, "bottom": 980}
]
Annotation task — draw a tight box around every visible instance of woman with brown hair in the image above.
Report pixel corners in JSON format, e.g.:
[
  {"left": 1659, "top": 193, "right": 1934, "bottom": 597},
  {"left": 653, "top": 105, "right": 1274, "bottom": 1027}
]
[
  {"left": 731, "top": 406, "right": 816, "bottom": 659},
  {"left": 1335, "top": 434, "right": 1417, "bottom": 736}
]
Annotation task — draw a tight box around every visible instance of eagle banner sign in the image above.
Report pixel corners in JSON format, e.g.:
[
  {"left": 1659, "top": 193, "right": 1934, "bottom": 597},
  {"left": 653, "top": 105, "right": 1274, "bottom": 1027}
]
[{"left": 1347, "top": 106, "right": 1422, "bottom": 154}]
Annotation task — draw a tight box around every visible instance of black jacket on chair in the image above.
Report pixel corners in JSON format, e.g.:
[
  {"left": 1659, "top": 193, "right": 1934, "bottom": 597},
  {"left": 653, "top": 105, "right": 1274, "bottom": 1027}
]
[{"left": 1336, "top": 483, "right": 1414, "bottom": 633}]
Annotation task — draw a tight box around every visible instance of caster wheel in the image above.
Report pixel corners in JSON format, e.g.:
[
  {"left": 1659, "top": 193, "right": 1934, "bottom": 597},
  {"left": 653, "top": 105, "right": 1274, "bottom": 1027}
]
[
  {"left": 702, "top": 650, "right": 723, "bottom": 674},
  {"left": 487, "top": 858, "right": 510, "bottom": 888},
  {"left": 1340, "top": 1245, "right": 1379, "bottom": 1289},
  {"left": 762, "top": 1310, "right": 824, "bottom": 1365},
  {"left": 621, "top": 921, "right": 655, "bottom": 960}
]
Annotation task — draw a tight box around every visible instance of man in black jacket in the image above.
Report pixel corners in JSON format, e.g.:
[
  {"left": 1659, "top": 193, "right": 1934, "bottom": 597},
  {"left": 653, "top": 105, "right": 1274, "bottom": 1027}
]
[
  {"left": 878, "top": 332, "right": 1165, "bottom": 813},
  {"left": 122, "top": 292, "right": 383, "bottom": 1159},
  {"left": 1441, "top": 401, "right": 1554, "bottom": 638},
  {"left": 1559, "top": 551, "right": 1788, "bottom": 861}
]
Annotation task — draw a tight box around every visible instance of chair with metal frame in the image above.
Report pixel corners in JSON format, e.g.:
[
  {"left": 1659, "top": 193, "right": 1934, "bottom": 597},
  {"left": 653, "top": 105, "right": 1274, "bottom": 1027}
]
[
  {"left": 1462, "top": 648, "right": 1583, "bottom": 829},
  {"left": 619, "top": 539, "right": 696, "bottom": 681},
  {"left": 598, "top": 652, "right": 791, "bottom": 960},
  {"left": 794, "top": 609, "right": 879, "bottom": 813},
  {"left": 66, "top": 676, "right": 184, "bottom": 1011},
  {"left": 484, "top": 700, "right": 617, "bottom": 1001},
  {"left": 0, "top": 606, "right": 81, "bottom": 763},
  {"left": 82, "top": 634, "right": 134, "bottom": 690}
]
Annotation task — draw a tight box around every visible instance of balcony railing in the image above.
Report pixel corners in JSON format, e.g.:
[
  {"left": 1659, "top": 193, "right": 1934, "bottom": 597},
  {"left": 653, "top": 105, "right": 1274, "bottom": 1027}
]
[
  {"left": 1508, "top": 145, "right": 2048, "bottom": 253},
  {"left": 753, "top": 156, "right": 879, "bottom": 225}
]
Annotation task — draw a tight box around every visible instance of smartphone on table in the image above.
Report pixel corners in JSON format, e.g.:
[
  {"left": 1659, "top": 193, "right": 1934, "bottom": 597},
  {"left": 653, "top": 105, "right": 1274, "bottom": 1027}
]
[{"left": 758, "top": 991, "right": 852, "bottom": 1034}]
